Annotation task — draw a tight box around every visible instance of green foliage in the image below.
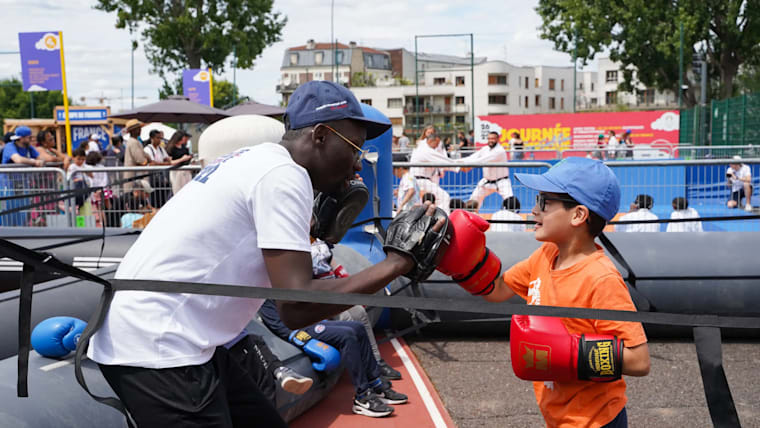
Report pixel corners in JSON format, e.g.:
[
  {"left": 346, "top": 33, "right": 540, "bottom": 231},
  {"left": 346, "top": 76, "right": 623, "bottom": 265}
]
[
  {"left": 394, "top": 77, "right": 413, "bottom": 86},
  {"left": 95, "top": 0, "right": 286, "bottom": 84},
  {"left": 158, "top": 77, "right": 241, "bottom": 109},
  {"left": 0, "top": 77, "right": 73, "bottom": 127},
  {"left": 350, "top": 72, "right": 376, "bottom": 87},
  {"left": 536, "top": 0, "right": 760, "bottom": 105}
]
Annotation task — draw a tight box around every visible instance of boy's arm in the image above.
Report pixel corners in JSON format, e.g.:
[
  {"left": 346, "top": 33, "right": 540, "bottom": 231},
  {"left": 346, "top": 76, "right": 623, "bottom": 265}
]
[
  {"left": 622, "top": 342, "right": 650, "bottom": 376},
  {"left": 483, "top": 275, "right": 516, "bottom": 302},
  {"left": 400, "top": 188, "right": 415, "bottom": 209}
]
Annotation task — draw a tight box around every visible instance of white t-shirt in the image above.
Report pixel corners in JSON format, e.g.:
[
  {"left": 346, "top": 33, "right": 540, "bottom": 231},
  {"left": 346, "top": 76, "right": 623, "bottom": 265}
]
[
  {"left": 727, "top": 164, "right": 751, "bottom": 192},
  {"left": 88, "top": 143, "right": 313, "bottom": 368},
  {"left": 617, "top": 208, "right": 659, "bottom": 232},
  {"left": 86, "top": 140, "right": 100, "bottom": 154},
  {"left": 66, "top": 163, "right": 92, "bottom": 186},
  {"left": 398, "top": 136, "right": 410, "bottom": 151},
  {"left": 666, "top": 208, "right": 703, "bottom": 232},
  {"left": 490, "top": 209, "right": 526, "bottom": 232},
  {"left": 397, "top": 172, "right": 420, "bottom": 211},
  {"left": 144, "top": 144, "right": 170, "bottom": 163}
]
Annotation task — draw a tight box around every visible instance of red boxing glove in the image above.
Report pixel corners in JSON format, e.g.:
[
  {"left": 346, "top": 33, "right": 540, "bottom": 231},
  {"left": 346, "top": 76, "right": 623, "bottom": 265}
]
[
  {"left": 437, "top": 210, "right": 502, "bottom": 295},
  {"left": 333, "top": 265, "right": 349, "bottom": 278},
  {"left": 510, "top": 315, "right": 624, "bottom": 382}
]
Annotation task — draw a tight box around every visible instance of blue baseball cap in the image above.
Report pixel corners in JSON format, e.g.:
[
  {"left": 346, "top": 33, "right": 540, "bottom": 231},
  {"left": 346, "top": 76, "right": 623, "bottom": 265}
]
[
  {"left": 284, "top": 81, "right": 391, "bottom": 139},
  {"left": 14, "top": 126, "right": 32, "bottom": 138},
  {"left": 514, "top": 157, "right": 621, "bottom": 221}
]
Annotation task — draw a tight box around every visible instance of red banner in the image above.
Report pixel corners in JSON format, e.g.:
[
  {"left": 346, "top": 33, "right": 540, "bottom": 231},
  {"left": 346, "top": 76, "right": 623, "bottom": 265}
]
[{"left": 475, "top": 110, "right": 679, "bottom": 160}]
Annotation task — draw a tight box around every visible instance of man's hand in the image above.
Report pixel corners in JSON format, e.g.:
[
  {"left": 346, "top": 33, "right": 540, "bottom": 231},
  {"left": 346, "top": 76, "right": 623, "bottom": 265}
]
[{"left": 384, "top": 202, "right": 449, "bottom": 281}]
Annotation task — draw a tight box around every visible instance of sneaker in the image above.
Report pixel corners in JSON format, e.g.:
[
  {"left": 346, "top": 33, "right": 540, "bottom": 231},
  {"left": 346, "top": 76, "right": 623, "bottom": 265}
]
[
  {"left": 378, "top": 360, "right": 402, "bottom": 381},
  {"left": 745, "top": 203, "right": 753, "bottom": 212},
  {"left": 373, "top": 381, "right": 408, "bottom": 405},
  {"left": 273, "top": 366, "right": 313, "bottom": 395},
  {"left": 352, "top": 391, "right": 394, "bottom": 418}
]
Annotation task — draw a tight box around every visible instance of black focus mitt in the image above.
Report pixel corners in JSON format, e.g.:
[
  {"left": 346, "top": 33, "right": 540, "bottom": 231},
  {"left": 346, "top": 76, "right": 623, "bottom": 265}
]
[{"left": 383, "top": 205, "right": 451, "bottom": 282}]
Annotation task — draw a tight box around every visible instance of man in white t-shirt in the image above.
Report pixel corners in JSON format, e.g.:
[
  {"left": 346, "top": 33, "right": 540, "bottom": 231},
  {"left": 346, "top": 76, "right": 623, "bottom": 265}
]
[
  {"left": 490, "top": 196, "right": 526, "bottom": 232},
  {"left": 617, "top": 194, "right": 660, "bottom": 232},
  {"left": 85, "top": 133, "right": 102, "bottom": 154},
  {"left": 398, "top": 132, "right": 410, "bottom": 152},
  {"left": 666, "top": 197, "right": 703, "bottom": 232},
  {"left": 463, "top": 131, "right": 513, "bottom": 212},
  {"left": 607, "top": 130, "right": 619, "bottom": 159},
  {"left": 88, "top": 81, "right": 431, "bottom": 427},
  {"left": 726, "top": 156, "right": 753, "bottom": 211}
]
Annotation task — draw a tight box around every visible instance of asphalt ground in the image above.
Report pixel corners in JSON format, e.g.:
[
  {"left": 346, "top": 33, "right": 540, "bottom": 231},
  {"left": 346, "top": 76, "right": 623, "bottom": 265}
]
[{"left": 406, "top": 331, "right": 760, "bottom": 428}]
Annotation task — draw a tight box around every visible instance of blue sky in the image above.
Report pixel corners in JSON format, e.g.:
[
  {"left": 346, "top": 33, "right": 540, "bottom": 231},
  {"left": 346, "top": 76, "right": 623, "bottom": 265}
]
[{"left": 1, "top": 0, "right": 585, "bottom": 111}]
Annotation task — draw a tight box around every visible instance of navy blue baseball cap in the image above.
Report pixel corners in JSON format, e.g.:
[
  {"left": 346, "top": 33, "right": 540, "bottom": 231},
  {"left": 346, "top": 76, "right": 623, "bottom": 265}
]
[
  {"left": 514, "top": 157, "right": 621, "bottom": 221},
  {"left": 284, "top": 81, "right": 391, "bottom": 139}
]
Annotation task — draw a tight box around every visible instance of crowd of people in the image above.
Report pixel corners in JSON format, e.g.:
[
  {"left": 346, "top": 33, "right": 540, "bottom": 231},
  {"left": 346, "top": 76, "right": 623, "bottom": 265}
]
[{"left": 0, "top": 121, "right": 195, "bottom": 227}]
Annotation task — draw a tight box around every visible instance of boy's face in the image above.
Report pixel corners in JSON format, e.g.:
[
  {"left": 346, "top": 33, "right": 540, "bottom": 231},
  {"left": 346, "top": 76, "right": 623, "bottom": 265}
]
[
  {"left": 74, "top": 155, "right": 86, "bottom": 166},
  {"left": 531, "top": 192, "right": 582, "bottom": 242},
  {"left": 392, "top": 167, "right": 406, "bottom": 178}
]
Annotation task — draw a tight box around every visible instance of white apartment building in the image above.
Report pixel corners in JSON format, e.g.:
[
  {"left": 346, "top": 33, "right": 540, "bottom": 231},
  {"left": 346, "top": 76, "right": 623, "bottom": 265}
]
[{"left": 576, "top": 58, "right": 676, "bottom": 110}]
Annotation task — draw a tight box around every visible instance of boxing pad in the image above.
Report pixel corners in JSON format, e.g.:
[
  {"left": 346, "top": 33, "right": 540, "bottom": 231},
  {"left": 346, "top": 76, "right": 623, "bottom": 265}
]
[
  {"left": 383, "top": 205, "right": 451, "bottom": 282},
  {"left": 510, "top": 315, "right": 624, "bottom": 382},
  {"left": 31, "top": 316, "right": 87, "bottom": 358},
  {"left": 289, "top": 330, "right": 341, "bottom": 371},
  {"left": 312, "top": 180, "right": 369, "bottom": 244},
  {"left": 437, "top": 210, "right": 502, "bottom": 295}
]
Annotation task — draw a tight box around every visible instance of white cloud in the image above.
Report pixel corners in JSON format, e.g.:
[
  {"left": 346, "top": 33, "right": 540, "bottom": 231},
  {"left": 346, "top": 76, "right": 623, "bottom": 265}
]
[
  {"left": 34, "top": 32, "right": 59, "bottom": 51},
  {"left": 27, "top": 84, "right": 47, "bottom": 91},
  {"left": 651, "top": 112, "right": 680, "bottom": 132},
  {"left": 192, "top": 70, "right": 210, "bottom": 82}
]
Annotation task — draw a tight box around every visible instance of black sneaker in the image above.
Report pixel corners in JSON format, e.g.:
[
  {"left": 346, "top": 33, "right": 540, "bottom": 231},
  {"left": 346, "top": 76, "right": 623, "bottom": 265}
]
[
  {"left": 373, "top": 381, "right": 408, "bottom": 405},
  {"left": 273, "top": 366, "right": 313, "bottom": 395},
  {"left": 378, "top": 360, "right": 402, "bottom": 380},
  {"left": 352, "top": 392, "right": 394, "bottom": 417}
]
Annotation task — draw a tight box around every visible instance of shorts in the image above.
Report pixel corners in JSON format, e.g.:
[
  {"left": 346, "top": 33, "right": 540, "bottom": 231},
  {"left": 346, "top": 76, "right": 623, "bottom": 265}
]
[
  {"left": 98, "top": 346, "right": 287, "bottom": 428},
  {"left": 730, "top": 187, "right": 750, "bottom": 204}
]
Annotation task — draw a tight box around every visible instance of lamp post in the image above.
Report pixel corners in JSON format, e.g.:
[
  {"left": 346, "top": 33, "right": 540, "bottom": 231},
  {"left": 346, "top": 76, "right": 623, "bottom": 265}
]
[{"left": 131, "top": 40, "right": 137, "bottom": 109}]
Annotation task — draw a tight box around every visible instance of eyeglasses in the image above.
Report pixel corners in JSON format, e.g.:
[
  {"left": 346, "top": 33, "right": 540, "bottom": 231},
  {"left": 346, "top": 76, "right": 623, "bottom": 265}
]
[
  {"left": 535, "top": 194, "right": 579, "bottom": 212},
  {"left": 322, "top": 124, "right": 367, "bottom": 161}
]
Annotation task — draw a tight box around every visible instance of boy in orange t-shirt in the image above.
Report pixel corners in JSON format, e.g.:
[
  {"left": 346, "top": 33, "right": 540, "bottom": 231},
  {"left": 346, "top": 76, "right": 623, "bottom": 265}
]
[{"left": 443, "top": 157, "right": 650, "bottom": 427}]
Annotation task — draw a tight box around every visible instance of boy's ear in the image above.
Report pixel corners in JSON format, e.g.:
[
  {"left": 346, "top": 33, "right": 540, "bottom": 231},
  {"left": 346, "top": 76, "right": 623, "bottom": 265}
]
[{"left": 570, "top": 205, "right": 590, "bottom": 227}]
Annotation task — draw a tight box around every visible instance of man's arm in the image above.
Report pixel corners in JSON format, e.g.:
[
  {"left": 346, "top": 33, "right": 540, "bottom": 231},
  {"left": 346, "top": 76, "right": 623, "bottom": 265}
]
[
  {"left": 10, "top": 154, "right": 43, "bottom": 166},
  {"left": 622, "top": 342, "right": 650, "bottom": 376}
]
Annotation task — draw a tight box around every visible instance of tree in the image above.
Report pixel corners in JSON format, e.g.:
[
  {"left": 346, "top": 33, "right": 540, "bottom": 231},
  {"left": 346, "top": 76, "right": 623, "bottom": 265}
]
[
  {"left": 351, "top": 72, "right": 376, "bottom": 87},
  {"left": 536, "top": 0, "right": 760, "bottom": 106},
  {"left": 0, "top": 78, "right": 72, "bottom": 127},
  {"left": 95, "top": 0, "right": 286, "bottom": 82},
  {"left": 158, "top": 77, "right": 242, "bottom": 109}
]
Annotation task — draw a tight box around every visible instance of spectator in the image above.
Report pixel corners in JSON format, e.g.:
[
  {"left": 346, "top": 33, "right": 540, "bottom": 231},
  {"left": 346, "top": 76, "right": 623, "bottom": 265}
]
[
  {"left": 463, "top": 131, "right": 513, "bottom": 212},
  {"left": 457, "top": 131, "right": 468, "bottom": 149},
  {"left": 144, "top": 129, "right": 174, "bottom": 208},
  {"left": 449, "top": 198, "right": 466, "bottom": 210},
  {"left": 105, "top": 135, "right": 125, "bottom": 166},
  {"left": 468, "top": 129, "right": 474, "bottom": 146},
  {"left": 726, "top": 156, "right": 753, "bottom": 211},
  {"left": 617, "top": 194, "right": 659, "bottom": 232},
  {"left": 398, "top": 131, "right": 410, "bottom": 152},
  {"left": 123, "top": 119, "right": 148, "bottom": 191},
  {"left": 622, "top": 130, "right": 634, "bottom": 159},
  {"left": 409, "top": 133, "right": 461, "bottom": 213},
  {"left": 67, "top": 147, "right": 93, "bottom": 212},
  {"left": 85, "top": 133, "right": 103, "bottom": 154},
  {"left": 421, "top": 192, "right": 436, "bottom": 205},
  {"left": 108, "top": 179, "right": 153, "bottom": 227},
  {"left": 0, "top": 126, "right": 43, "bottom": 226},
  {"left": 166, "top": 130, "right": 194, "bottom": 195},
  {"left": 144, "top": 130, "right": 171, "bottom": 165},
  {"left": 464, "top": 200, "right": 480, "bottom": 212},
  {"left": 392, "top": 165, "right": 420, "bottom": 212},
  {"left": 490, "top": 196, "right": 527, "bottom": 232},
  {"left": 86, "top": 151, "right": 112, "bottom": 226},
  {"left": 391, "top": 135, "right": 400, "bottom": 152},
  {"left": 36, "top": 130, "right": 69, "bottom": 169},
  {"left": 607, "top": 130, "right": 619, "bottom": 159},
  {"left": 259, "top": 300, "right": 407, "bottom": 418},
  {"left": 2, "top": 126, "right": 42, "bottom": 166},
  {"left": 509, "top": 132, "right": 525, "bottom": 160},
  {"left": 666, "top": 197, "right": 703, "bottom": 232},
  {"left": 592, "top": 134, "right": 606, "bottom": 160}
]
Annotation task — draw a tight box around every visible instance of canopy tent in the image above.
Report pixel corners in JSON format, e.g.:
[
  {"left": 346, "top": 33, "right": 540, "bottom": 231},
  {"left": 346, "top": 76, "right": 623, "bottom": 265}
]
[
  {"left": 226, "top": 100, "right": 285, "bottom": 117},
  {"left": 109, "top": 95, "right": 229, "bottom": 124}
]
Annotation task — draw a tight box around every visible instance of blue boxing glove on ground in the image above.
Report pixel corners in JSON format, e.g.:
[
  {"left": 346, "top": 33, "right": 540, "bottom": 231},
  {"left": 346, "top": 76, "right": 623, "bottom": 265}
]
[
  {"left": 289, "top": 329, "right": 341, "bottom": 372},
  {"left": 31, "top": 316, "right": 87, "bottom": 358}
]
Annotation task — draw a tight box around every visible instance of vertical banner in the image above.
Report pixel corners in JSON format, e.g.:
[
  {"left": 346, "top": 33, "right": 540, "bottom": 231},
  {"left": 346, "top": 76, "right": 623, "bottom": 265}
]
[
  {"left": 182, "top": 68, "right": 213, "bottom": 106},
  {"left": 18, "top": 32, "right": 63, "bottom": 91}
]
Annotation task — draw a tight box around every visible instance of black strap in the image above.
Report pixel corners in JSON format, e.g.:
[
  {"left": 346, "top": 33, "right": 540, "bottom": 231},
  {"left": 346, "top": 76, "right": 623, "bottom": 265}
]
[
  {"left": 693, "top": 327, "right": 741, "bottom": 428},
  {"left": 598, "top": 233, "right": 637, "bottom": 288},
  {"left": 17, "top": 264, "right": 34, "bottom": 397}
]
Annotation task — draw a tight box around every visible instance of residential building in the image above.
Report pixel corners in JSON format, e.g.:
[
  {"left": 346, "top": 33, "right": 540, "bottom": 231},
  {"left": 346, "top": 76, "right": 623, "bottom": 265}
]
[{"left": 576, "top": 58, "right": 676, "bottom": 110}]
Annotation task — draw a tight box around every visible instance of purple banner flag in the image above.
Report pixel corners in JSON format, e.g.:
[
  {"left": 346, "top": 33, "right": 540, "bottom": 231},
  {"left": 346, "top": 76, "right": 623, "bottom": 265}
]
[
  {"left": 183, "top": 69, "right": 212, "bottom": 106},
  {"left": 18, "top": 32, "right": 63, "bottom": 91}
]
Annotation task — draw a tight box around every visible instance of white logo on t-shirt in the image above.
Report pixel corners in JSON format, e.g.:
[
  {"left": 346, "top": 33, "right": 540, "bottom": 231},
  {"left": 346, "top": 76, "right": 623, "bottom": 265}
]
[{"left": 528, "top": 277, "right": 541, "bottom": 305}]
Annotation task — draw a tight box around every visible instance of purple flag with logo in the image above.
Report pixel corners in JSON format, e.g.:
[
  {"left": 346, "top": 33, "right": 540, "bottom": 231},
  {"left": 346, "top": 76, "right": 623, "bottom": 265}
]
[
  {"left": 18, "top": 32, "right": 63, "bottom": 91},
  {"left": 183, "top": 69, "right": 212, "bottom": 106}
]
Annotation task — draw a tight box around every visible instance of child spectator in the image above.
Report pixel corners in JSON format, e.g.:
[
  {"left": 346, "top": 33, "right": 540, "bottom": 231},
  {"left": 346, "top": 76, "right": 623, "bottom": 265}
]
[
  {"left": 393, "top": 165, "right": 420, "bottom": 212},
  {"left": 666, "top": 197, "right": 703, "bottom": 232},
  {"left": 490, "top": 196, "right": 527, "bottom": 232},
  {"left": 617, "top": 194, "right": 659, "bottom": 232},
  {"left": 67, "top": 147, "right": 92, "bottom": 211}
]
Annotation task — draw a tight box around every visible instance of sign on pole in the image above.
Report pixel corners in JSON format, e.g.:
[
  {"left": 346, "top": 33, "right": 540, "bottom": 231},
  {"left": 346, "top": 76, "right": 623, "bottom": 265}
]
[
  {"left": 183, "top": 68, "right": 214, "bottom": 106},
  {"left": 18, "top": 32, "right": 63, "bottom": 91}
]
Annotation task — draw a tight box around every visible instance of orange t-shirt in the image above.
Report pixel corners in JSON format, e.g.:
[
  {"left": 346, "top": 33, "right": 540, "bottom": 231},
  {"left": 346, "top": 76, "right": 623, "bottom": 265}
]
[{"left": 503, "top": 242, "right": 647, "bottom": 428}]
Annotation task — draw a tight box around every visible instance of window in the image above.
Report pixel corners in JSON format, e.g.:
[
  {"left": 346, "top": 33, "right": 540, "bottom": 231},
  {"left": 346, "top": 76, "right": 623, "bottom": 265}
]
[
  {"left": 535, "top": 78, "right": 539, "bottom": 88},
  {"left": 525, "top": 77, "right": 529, "bottom": 89},
  {"left": 549, "top": 97, "right": 556, "bottom": 109},
  {"left": 637, "top": 88, "right": 655, "bottom": 105},
  {"left": 433, "top": 77, "right": 446, "bottom": 85},
  {"left": 605, "top": 70, "right": 618, "bottom": 83},
  {"left": 590, "top": 98, "right": 598, "bottom": 105},
  {"left": 456, "top": 76, "right": 465, "bottom": 86},
  {"left": 579, "top": 82, "right": 584, "bottom": 90},
  {"left": 390, "top": 117, "right": 403, "bottom": 125},
  {"left": 387, "top": 98, "right": 402, "bottom": 108},
  {"left": 561, "top": 79, "right": 565, "bottom": 91},
  {"left": 524, "top": 96, "right": 528, "bottom": 108},
  {"left": 314, "top": 51, "right": 323, "bottom": 65},
  {"left": 605, "top": 91, "right": 617, "bottom": 104},
  {"left": 488, "top": 94, "right": 507, "bottom": 105},
  {"left": 591, "top": 83, "right": 595, "bottom": 91},
  {"left": 314, "top": 71, "right": 323, "bottom": 80},
  {"left": 549, "top": 79, "right": 556, "bottom": 90},
  {"left": 366, "top": 56, "right": 374, "bottom": 67},
  {"left": 335, "top": 51, "right": 344, "bottom": 64},
  {"left": 455, "top": 96, "right": 465, "bottom": 105},
  {"left": 560, "top": 98, "right": 565, "bottom": 109},
  {"left": 535, "top": 95, "right": 541, "bottom": 106},
  {"left": 361, "top": 99, "right": 372, "bottom": 106},
  {"left": 488, "top": 74, "right": 508, "bottom": 85},
  {"left": 455, "top": 116, "right": 465, "bottom": 124},
  {"left": 289, "top": 53, "right": 299, "bottom": 65}
]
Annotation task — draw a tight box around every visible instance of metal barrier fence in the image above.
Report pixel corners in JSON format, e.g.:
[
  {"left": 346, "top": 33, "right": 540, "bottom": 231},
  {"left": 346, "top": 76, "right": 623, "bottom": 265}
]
[
  {"left": 0, "top": 167, "right": 69, "bottom": 228},
  {"left": 395, "top": 146, "right": 675, "bottom": 161},
  {"left": 394, "top": 159, "right": 760, "bottom": 232},
  {"left": 675, "top": 145, "right": 760, "bottom": 160}
]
